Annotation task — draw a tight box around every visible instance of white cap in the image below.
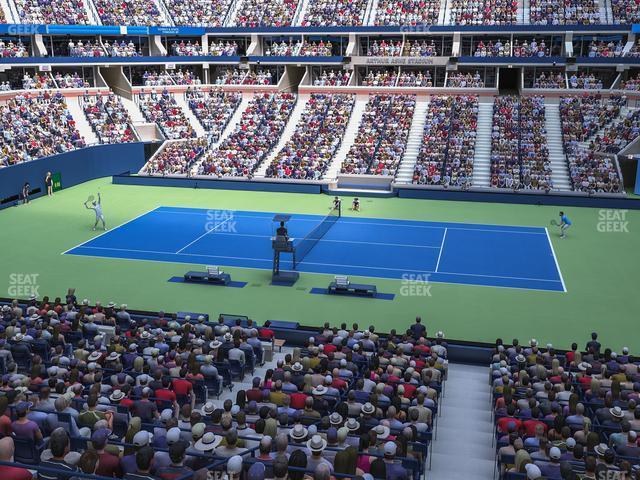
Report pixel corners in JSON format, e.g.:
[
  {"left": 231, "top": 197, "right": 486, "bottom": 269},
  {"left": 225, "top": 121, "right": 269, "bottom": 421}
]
[
  {"left": 549, "top": 446, "right": 561, "bottom": 460},
  {"left": 383, "top": 441, "right": 397, "bottom": 456},
  {"left": 525, "top": 464, "right": 542, "bottom": 479},
  {"left": 227, "top": 455, "right": 243, "bottom": 474}
]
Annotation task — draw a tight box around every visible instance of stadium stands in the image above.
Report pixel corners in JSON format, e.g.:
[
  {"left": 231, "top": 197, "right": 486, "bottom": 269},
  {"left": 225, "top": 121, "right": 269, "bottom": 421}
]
[
  {"left": 137, "top": 89, "right": 197, "bottom": 139},
  {"left": 266, "top": 93, "right": 354, "bottom": 179},
  {"left": 82, "top": 91, "right": 136, "bottom": 144},
  {"left": 490, "top": 95, "right": 552, "bottom": 190},
  {"left": 195, "top": 92, "right": 296, "bottom": 177},
  {"left": 185, "top": 88, "right": 242, "bottom": 141},
  {"left": 340, "top": 94, "right": 415, "bottom": 176},
  {"left": 142, "top": 137, "right": 209, "bottom": 174},
  {"left": 413, "top": 95, "right": 478, "bottom": 187},
  {"left": 0, "top": 92, "right": 85, "bottom": 168},
  {"left": 491, "top": 335, "right": 640, "bottom": 479}
]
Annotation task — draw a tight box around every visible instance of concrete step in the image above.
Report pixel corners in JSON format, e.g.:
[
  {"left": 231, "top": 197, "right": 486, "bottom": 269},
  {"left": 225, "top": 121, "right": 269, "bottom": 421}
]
[{"left": 68, "top": 97, "right": 100, "bottom": 145}]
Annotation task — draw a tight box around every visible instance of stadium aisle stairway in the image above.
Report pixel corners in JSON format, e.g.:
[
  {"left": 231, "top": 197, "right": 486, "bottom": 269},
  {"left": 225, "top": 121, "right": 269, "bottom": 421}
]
[
  {"left": 255, "top": 93, "right": 311, "bottom": 177},
  {"left": 471, "top": 101, "right": 493, "bottom": 188},
  {"left": 545, "top": 103, "right": 572, "bottom": 191},
  {"left": 429, "top": 364, "right": 495, "bottom": 480},
  {"left": 69, "top": 97, "right": 100, "bottom": 145},
  {"left": 395, "top": 98, "right": 430, "bottom": 184},
  {"left": 323, "top": 94, "right": 368, "bottom": 180},
  {"left": 174, "top": 93, "right": 208, "bottom": 138}
]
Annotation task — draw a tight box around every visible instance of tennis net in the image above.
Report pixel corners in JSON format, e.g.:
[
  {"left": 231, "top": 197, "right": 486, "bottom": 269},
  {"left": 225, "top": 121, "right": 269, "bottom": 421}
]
[{"left": 293, "top": 205, "right": 341, "bottom": 269}]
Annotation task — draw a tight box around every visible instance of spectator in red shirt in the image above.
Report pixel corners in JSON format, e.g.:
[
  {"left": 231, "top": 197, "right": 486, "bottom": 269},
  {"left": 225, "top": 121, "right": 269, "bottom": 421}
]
[
  {"left": 0, "top": 437, "right": 31, "bottom": 480},
  {"left": 259, "top": 321, "right": 275, "bottom": 341},
  {"left": 92, "top": 428, "right": 122, "bottom": 478},
  {"left": 172, "top": 370, "right": 194, "bottom": 409},
  {"left": 155, "top": 377, "right": 177, "bottom": 410},
  {"left": 497, "top": 405, "right": 522, "bottom": 434}
]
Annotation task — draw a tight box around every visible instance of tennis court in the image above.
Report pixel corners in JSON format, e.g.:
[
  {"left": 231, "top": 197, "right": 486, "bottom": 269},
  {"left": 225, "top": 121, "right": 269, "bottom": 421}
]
[{"left": 63, "top": 206, "right": 566, "bottom": 292}]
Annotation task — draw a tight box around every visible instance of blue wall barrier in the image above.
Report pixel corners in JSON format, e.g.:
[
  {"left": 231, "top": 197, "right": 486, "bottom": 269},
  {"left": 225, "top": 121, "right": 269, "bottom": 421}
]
[
  {"left": 397, "top": 187, "right": 640, "bottom": 209},
  {"left": 112, "top": 173, "right": 323, "bottom": 194},
  {"left": 0, "top": 143, "right": 147, "bottom": 208}
]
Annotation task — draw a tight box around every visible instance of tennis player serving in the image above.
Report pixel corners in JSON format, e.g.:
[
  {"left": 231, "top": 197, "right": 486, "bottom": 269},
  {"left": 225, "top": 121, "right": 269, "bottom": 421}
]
[{"left": 84, "top": 192, "right": 107, "bottom": 231}]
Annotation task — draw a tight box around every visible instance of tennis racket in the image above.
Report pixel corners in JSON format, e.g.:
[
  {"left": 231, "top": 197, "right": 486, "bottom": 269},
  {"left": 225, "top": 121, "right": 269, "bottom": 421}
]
[
  {"left": 85, "top": 195, "right": 95, "bottom": 204},
  {"left": 550, "top": 219, "right": 558, "bottom": 226}
]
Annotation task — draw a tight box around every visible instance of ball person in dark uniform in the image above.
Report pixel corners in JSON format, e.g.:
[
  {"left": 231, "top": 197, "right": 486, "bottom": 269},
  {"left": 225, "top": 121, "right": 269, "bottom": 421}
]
[
  {"left": 276, "top": 221, "right": 288, "bottom": 240},
  {"left": 45, "top": 171, "right": 53, "bottom": 196}
]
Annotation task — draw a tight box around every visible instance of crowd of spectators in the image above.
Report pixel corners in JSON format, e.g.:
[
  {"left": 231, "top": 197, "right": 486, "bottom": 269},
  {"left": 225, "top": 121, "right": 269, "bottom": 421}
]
[
  {"left": 490, "top": 95, "right": 552, "bottom": 190},
  {"left": 374, "top": 0, "right": 440, "bottom": 26},
  {"left": 185, "top": 87, "right": 242, "bottom": 141},
  {"left": 141, "top": 70, "right": 175, "bottom": 87},
  {"left": 397, "top": 70, "right": 434, "bottom": 87},
  {"left": 341, "top": 94, "right": 415, "bottom": 176},
  {"left": 164, "top": 0, "right": 232, "bottom": 26},
  {"left": 54, "top": 72, "right": 89, "bottom": 89},
  {"left": 403, "top": 39, "right": 439, "bottom": 57},
  {"left": 532, "top": 72, "right": 566, "bottom": 89},
  {"left": 171, "top": 70, "right": 202, "bottom": 86},
  {"left": 94, "top": 0, "right": 165, "bottom": 26},
  {"left": 171, "top": 41, "right": 204, "bottom": 56},
  {"left": 621, "top": 74, "right": 640, "bottom": 91},
  {"left": 215, "top": 68, "right": 247, "bottom": 85},
  {"left": 491, "top": 332, "right": 640, "bottom": 480},
  {"left": 68, "top": 40, "right": 106, "bottom": 57},
  {"left": 559, "top": 94, "right": 625, "bottom": 192},
  {"left": 299, "top": 41, "right": 334, "bottom": 56},
  {"left": 580, "top": 40, "right": 625, "bottom": 58},
  {"left": 0, "top": 40, "right": 29, "bottom": 58},
  {"left": 413, "top": 95, "right": 478, "bottom": 187},
  {"left": 265, "top": 41, "right": 300, "bottom": 56},
  {"left": 590, "top": 109, "right": 640, "bottom": 154},
  {"left": 266, "top": 94, "right": 354, "bottom": 179},
  {"left": 446, "top": 72, "right": 484, "bottom": 88},
  {"left": 366, "top": 40, "right": 403, "bottom": 57},
  {"left": 243, "top": 70, "right": 274, "bottom": 85},
  {"left": 143, "top": 137, "right": 209, "bottom": 174},
  {"left": 301, "top": 0, "right": 368, "bottom": 26},
  {"left": 313, "top": 70, "right": 351, "bottom": 87},
  {"left": 138, "top": 89, "right": 197, "bottom": 139},
  {"left": 449, "top": 0, "right": 517, "bottom": 25},
  {"left": 568, "top": 73, "right": 603, "bottom": 90},
  {"left": 103, "top": 40, "right": 142, "bottom": 57},
  {"left": 208, "top": 41, "right": 239, "bottom": 56},
  {"left": 0, "top": 296, "right": 444, "bottom": 480},
  {"left": 234, "top": 0, "right": 298, "bottom": 27},
  {"left": 14, "top": 0, "right": 91, "bottom": 24},
  {"left": 626, "top": 41, "right": 640, "bottom": 58},
  {"left": 22, "top": 73, "right": 56, "bottom": 90},
  {"left": 362, "top": 69, "right": 398, "bottom": 87},
  {"left": 0, "top": 92, "right": 85, "bottom": 168},
  {"left": 473, "top": 39, "right": 512, "bottom": 57},
  {"left": 611, "top": 0, "right": 640, "bottom": 24},
  {"left": 196, "top": 92, "right": 296, "bottom": 177},
  {"left": 513, "top": 39, "right": 555, "bottom": 57},
  {"left": 529, "top": 0, "right": 601, "bottom": 25},
  {"left": 82, "top": 91, "right": 136, "bottom": 144}
]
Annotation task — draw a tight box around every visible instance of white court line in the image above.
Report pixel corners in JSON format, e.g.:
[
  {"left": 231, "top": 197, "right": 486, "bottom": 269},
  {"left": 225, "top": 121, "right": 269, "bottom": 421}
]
[
  {"left": 175, "top": 216, "right": 232, "bottom": 254},
  {"left": 153, "top": 208, "right": 548, "bottom": 235},
  {"left": 434, "top": 228, "right": 448, "bottom": 273},
  {"left": 544, "top": 227, "right": 567, "bottom": 293},
  {"left": 72, "top": 245, "right": 564, "bottom": 284},
  {"left": 61, "top": 206, "right": 160, "bottom": 255},
  {"left": 174, "top": 230, "right": 441, "bottom": 250},
  {"left": 66, "top": 251, "right": 566, "bottom": 293}
]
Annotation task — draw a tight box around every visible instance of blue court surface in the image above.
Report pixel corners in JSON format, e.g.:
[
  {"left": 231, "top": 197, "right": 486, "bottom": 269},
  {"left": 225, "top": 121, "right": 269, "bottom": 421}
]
[{"left": 64, "top": 206, "right": 566, "bottom": 292}]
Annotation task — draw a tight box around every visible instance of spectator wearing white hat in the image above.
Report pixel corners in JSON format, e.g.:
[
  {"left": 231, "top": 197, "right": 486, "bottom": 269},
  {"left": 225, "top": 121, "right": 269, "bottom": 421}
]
[
  {"left": 306, "top": 434, "right": 332, "bottom": 472},
  {"left": 536, "top": 446, "right": 561, "bottom": 478}
]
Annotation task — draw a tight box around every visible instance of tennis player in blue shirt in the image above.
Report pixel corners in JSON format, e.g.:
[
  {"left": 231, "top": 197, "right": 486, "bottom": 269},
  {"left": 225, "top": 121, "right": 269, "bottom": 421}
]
[{"left": 559, "top": 211, "right": 571, "bottom": 239}]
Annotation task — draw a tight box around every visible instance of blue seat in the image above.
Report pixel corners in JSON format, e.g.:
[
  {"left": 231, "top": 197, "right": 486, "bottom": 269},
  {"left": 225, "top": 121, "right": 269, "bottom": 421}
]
[
  {"left": 228, "top": 359, "right": 245, "bottom": 382},
  {"left": 204, "top": 375, "right": 223, "bottom": 399},
  {"left": 13, "top": 435, "right": 43, "bottom": 464}
]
